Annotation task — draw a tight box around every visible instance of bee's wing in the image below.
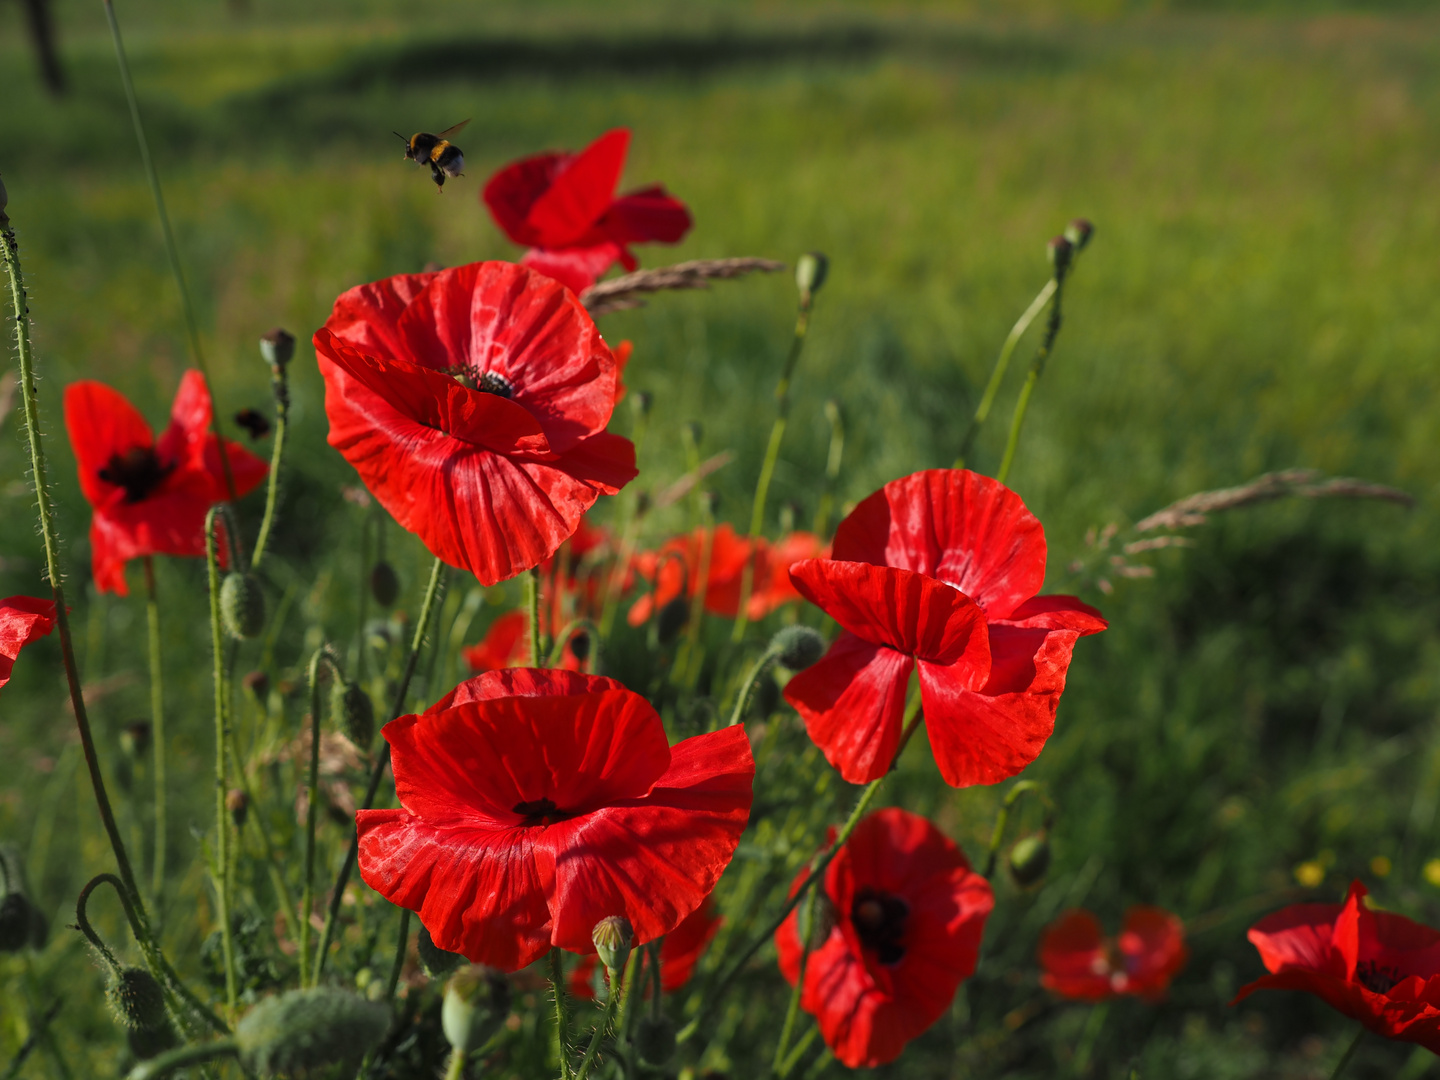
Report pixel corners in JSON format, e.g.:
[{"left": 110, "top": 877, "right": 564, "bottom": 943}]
[{"left": 437, "top": 119, "right": 471, "bottom": 139}]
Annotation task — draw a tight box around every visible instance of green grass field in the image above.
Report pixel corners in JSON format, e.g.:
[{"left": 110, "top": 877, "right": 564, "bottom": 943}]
[{"left": 4, "top": 1, "right": 1440, "bottom": 1076}]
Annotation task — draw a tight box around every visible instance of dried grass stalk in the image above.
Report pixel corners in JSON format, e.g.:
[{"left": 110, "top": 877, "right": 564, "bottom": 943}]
[
  {"left": 580, "top": 257, "right": 786, "bottom": 316},
  {"left": 1135, "top": 469, "right": 1414, "bottom": 533}
]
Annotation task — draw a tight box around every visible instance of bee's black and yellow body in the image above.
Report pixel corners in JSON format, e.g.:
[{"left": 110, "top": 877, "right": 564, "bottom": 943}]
[{"left": 396, "top": 120, "right": 470, "bottom": 190}]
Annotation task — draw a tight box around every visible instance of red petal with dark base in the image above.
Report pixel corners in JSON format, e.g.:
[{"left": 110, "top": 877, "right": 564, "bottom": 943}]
[
  {"left": 832, "top": 469, "right": 1046, "bottom": 621},
  {"left": 0, "top": 596, "right": 57, "bottom": 690},
  {"left": 1039, "top": 911, "right": 1112, "bottom": 1001}
]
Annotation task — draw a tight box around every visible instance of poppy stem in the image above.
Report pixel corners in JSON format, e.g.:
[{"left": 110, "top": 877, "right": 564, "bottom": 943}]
[
  {"left": 954, "top": 278, "right": 1057, "bottom": 471},
  {"left": 996, "top": 258, "right": 1077, "bottom": 486},
  {"left": 141, "top": 558, "right": 169, "bottom": 901},
  {"left": 770, "top": 886, "right": 820, "bottom": 1076},
  {"left": 101, "top": 0, "right": 237, "bottom": 502},
  {"left": 123, "top": 1039, "right": 240, "bottom": 1080},
  {"left": 550, "top": 947, "right": 574, "bottom": 1079},
  {"left": 573, "top": 964, "right": 622, "bottom": 1080},
  {"left": 675, "top": 501, "right": 716, "bottom": 688},
  {"left": 249, "top": 348, "right": 290, "bottom": 573},
  {"left": 982, "top": 780, "right": 1054, "bottom": 879},
  {"left": 527, "top": 567, "right": 545, "bottom": 667},
  {"left": 1328, "top": 1029, "right": 1364, "bottom": 1080},
  {"left": 313, "top": 554, "right": 445, "bottom": 983},
  {"left": 733, "top": 292, "right": 815, "bottom": 643},
  {"left": 728, "top": 641, "right": 786, "bottom": 727},
  {"left": 811, "top": 400, "right": 845, "bottom": 539},
  {"left": 385, "top": 907, "right": 411, "bottom": 1002},
  {"left": 301, "top": 644, "right": 345, "bottom": 988},
  {"left": 204, "top": 509, "right": 239, "bottom": 1014}
]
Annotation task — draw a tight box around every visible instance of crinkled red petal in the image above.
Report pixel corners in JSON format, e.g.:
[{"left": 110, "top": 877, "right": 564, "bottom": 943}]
[
  {"left": 0, "top": 596, "right": 57, "bottom": 691},
  {"left": 1039, "top": 910, "right": 1113, "bottom": 1001},
  {"left": 524, "top": 129, "right": 630, "bottom": 248},
  {"left": 521, "top": 243, "right": 627, "bottom": 296},
  {"left": 596, "top": 185, "right": 693, "bottom": 245}
]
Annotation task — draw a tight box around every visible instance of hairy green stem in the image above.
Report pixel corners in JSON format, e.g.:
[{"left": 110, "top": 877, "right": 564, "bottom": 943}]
[
  {"left": 811, "top": 401, "right": 845, "bottom": 538},
  {"left": 729, "top": 642, "right": 784, "bottom": 727},
  {"left": 770, "top": 887, "right": 819, "bottom": 1075},
  {"left": 733, "top": 298, "right": 813, "bottom": 642},
  {"left": 101, "top": 0, "right": 235, "bottom": 499},
  {"left": 313, "top": 555, "right": 445, "bottom": 981},
  {"left": 302, "top": 645, "right": 344, "bottom": 987},
  {"left": 249, "top": 357, "right": 289, "bottom": 571},
  {"left": 996, "top": 270, "right": 1069, "bottom": 486},
  {"left": 573, "top": 965, "right": 622, "bottom": 1080},
  {"left": 1329, "top": 1029, "right": 1365, "bottom": 1080},
  {"left": 526, "top": 566, "right": 544, "bottom": 667},
  {"left": 551, "top": 947, "right": 573, "bottom": 1080},
  {"left": 124, "top": 1039, "right": 239, "bottom": 1080},
  {"left": 144, "top": 558, "right": 167, "bottom": 900},
  {"left": 204, "top": 509, "right": 238, "bottom": 1012},
  {"left": 442, "top": 1047, "right": 467, "bottom": 1080},
  {"left": 385, "top": 907, "right": 411, "bottom": 1002},
  {"left": 954, "top": 278, "right": 1057, "bottom": 470}
]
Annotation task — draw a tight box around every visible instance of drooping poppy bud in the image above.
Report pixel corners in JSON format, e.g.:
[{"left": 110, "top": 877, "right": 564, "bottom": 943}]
[
  {"left": 1064, "top": 218, "right": 1094, "bottom": 251},
  {"left": 0, "top": 893, "right": 30, "bottom": 952},
  {"left": 417, "top": 925, "right": 465, "bottom": 979},
  {"left": 107, "top": 967, "right": 169, "bottom": 1032},
  {"left": 442, "top": 966, "right": 511, "bottom": 1052},
  {"left": 331, "top": 681, "right": 375, "bottom": 749},
  {"left": 636, "top": 1015, "right": 677, "bottom": 1065},
  {"left": 1007, "top": 833, "right": 1051, "bottom": 887},
  {"left": 771, "top": 626, "right": 825, "bottom": 671},
  {"left": 259, "top": 328, "right": 296, "bottom": 371},
  {"left": 234, "top": 988, "right": 391, "bottom": 1076},
  {"left": 568, "top": 630, "right": 592, "bottom": 664},
  {"left": 795, "top": 252, "right": 829, "bottom": 305},
  {"left": 370, "top": 562, "right": 400, "bottom": 608},
  {"left": 1048, "top": 236, "right": 1073, "bottom": 276},
  {"left": 220, "top": 573, "right": 266, "bottom": 640},
  {"left": 592, "top": 916, "right": 633, "bottom": 973},
  {"left": 120, "top": 721, "right": 152, "bottom": 759}
]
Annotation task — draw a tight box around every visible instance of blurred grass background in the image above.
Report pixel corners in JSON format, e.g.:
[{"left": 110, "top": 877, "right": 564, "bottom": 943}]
[{"left": 4, "top": 0, "right": 1440, "bottom": 1076}]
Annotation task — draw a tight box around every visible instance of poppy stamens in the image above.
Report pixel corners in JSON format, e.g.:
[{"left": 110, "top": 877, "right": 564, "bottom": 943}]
[
  {"left": 851, "top": 887, "right": 909, "bottom": 966},
  {"left": 1356, "top": 960, "right": 1403, "bottom": 994},
  {"left": 97, "top": 446, "right": 175, "bottom": 503},
  {"left": 513, "top": 796, "right": 571, "bottom": 827}
]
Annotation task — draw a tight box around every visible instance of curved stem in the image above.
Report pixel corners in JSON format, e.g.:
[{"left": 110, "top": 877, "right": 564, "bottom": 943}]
[
  {"left": 313, "top": 555, "right": 445, "bottom": 982},
  {"left": 101, "top": 0, "right": 235, "bottom": 500},
  {"left": 729, "top": 643, "right": 783, "bottom": 727},
  {"left": 982, "top": 780, "right": 1053, "bottom": 879},
  {"left": 144, "top": 557, "right": 167, "bottom": 900},
  {"left": 1328, "top": 1028, "right": 1365, "bottom": 1080},
  {"left": 573, "top": 965, "right": 621, "bottom": 1080},
  {"left": 75, "top": 874, "right": 127, "bottom": 974},
  {"left": 124, "top": 1039, "right": 239, "bottom": 1080},
  {"left": 770, "top": 887, "right": 818, "bottom": 1075},
  {"left": 547, "top": 618, "right": 598, "bottom": 669},
  {"left": 249, "top": 357, "right": 289, "bottom": 572},
  {"left": 996, "top": 273, "right": 1068, "bottom": 487},
  {"left": 954, "top": 278, "right": 1057, "bottom": 470},
  {"left": 550, "top": 947, "right": 573, "bottom": 1080},
  {"left": 204, "top": 509, "right": 238, "bottom": 1013}
]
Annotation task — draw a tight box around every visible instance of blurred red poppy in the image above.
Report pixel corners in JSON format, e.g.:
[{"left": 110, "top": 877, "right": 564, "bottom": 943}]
[
  {"left": 0, "top": 596, "right": 57, "bottom": 691},
  {"left": 1040, "top": 906, "right": 1188, "bottom": 1001},
  {"left": 63, "top": 372, "right": 267, "bottom": 595},
  {"left": 568, "top": 896, "right": 722, "bottom": 1000},
  {"left": 775, "top": 807, "right": 992, "bottom": 1069},
  {"left": 784, "top": 469, "right": 1106, "bottom": 787},
  {"left": 314, "top": 262, "right": 636, "bottom": 586},
  {"left": 483, "top": 129, "right": 692, "bottom": 294},
  {"left": 1233, "top": 880, "right": 1440, "bottom": 1050},
  {"left": 356, "top": 668, "right": 753, "bottom": 972}
]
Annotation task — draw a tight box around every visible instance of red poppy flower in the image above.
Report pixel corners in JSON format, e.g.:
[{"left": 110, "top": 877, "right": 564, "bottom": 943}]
[
  {"left": 775, "top": 807, "right": 993, "bottom": 1069},
  {"left": 483, "top": 129, "right": 692, "bottom": 294},
  {"left": 356, "top": 668, "right": 753, "bottom": 972},
  {"left": 1232, "top": 880, "right": 1440, "bottom": 1050},
  {"left": 314, "top": 262, "right": 637, "bottom": 586},
  {"left": 64, "top": 372, "right": 268, "bottom": 596},
  {"left": 783, "top": 470, "right": 1107, "bottom": 788},
  {"left": 0, "top": 596, "right": 57, "bottom": 691},
  {"left": 568, "top": 896, "right": 722, "bottom": 1000},
  {"left": 1039, "top": 906, "right": 1188, "bottom": 1001}
]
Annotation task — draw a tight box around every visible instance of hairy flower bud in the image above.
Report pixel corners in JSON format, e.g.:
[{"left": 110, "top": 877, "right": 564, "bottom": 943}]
[
  {"left": 107, "top": 967, "right": 170, "bottom": 1033},
  {"left": 0, "top": 893, "right": 30, "bottom": 952},
  {"left": 592, "top": 916, "right": 633, "bottom": 973},
  {"left": 636, "top": 1015, "right": 677, "bottom": 1065},
  {"left": 226, "top": 788, "right": 249, "bottom": 828},
  {"left": 1064, "top": 218, "right": 1094, "bottom": 251},
  {"left": 1047, "top": 236, "right": 1073, "bottom": 276},
  {"left": 259, "top": 328, "right": 296, "bottom": 370},
  {"left": 331, "top": 681, "right": 375, "bottom": 750},
  {"left": 370, "top": 561, "right": 400, "bottom": 607},
  {"left": 1007, "top": 833, "right": 1051, "bottom": 887},
  {"left": 235, "top": 988, "right": 391, "bottom": 1076},
  {"left": 771, "top": 625, "right": 825, "bottom": 671},
  {"left": 220, "top": 573, "right": 266, "bottom": 640},
  {"left": 417, "top": 925, "right": 465, "bottom": 978},
  {"left": 442, "top": 966, "right": 511, "bottom": 1052},
  {"left": 795, "top": 252, "right": 829, "bottom": 303}
]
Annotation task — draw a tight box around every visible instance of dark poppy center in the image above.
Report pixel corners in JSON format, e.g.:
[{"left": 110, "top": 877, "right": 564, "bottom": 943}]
[
  {"left": 1355, "top": 960, "right": 1402, "bottom": 994},
  {"left": 445, "top": 365, "right": 514, "bottom": 398},
  {"left": 97, "top": 446, "right": 174, "bottom": 503},
  {"left": 851, "top": 887, "right": 909, "bottom": 965},
  {"left": 513, "top": 797, "right": 572, "bottom": 827}
]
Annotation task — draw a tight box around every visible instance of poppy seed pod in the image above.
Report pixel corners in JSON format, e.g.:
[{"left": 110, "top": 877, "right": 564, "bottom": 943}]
[
  {"left": 370, "top": 561, "right": 400, "bottom": 607},
  {"left": 771, "top": 625, "right": 826, "bottom": 671},
  {"left": 259, "top": 328, "right": 296, "bottom": 370},
  {"left": 332, "top": 681, "right": 375, "bottom": 749},
  {"left": 417, "top": 925, "right": 465, "bottom": 979},
  {"left": 107, "top": 967, "right": 170, "bottom": 1032},
  {"left": 1047, "top": 236, "right": 1073, "bottom": 276},
  {"left": 1007, "top": 833, "right": 1051, "bottom": 887},
  {"left": 592, "top": 916, "right": 633, "bottom": 973},
  {"left": 795, "top": 252, "right": 829, "bottom": 303},
  {"left": 0, "top": 893, "right": 30, "bottom": 952},
  {"left": 636, "top": 1015, "right": 677, "bottom": 1065},
  {"left": 442, "top": 966, "right": 511, "bottom": 1052},
  {"left": 235, "top": 988, "right": 391, "bottom": 1076},
  {"left": 220, "top": 573, "right": 266, "bottom": 640},
  {"left": 1064, "top": 218, "right": 1094, "bottom": 251}
]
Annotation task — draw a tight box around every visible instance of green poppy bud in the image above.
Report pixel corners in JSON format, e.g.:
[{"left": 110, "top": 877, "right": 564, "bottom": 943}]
[
  {"left": 127, "top": 1022, "right": 180, "bottom": 1060},
  {"left": 108, "top": 967, "right": 169, "bottom": 1032},
  {"left": 591, "top": 916, "right": 633, "bottom": 973},
  {"left": 1064, "top": 218, "right": 1094, "bottom": 251},
  {"left": 1047, "top": 235, "right": 1073, "bottom": 276},
  {"left": 417, "top": 925, "right": 465, "bottom": 979},
  {"left": 220, "top": 573, "right": 266, "bottom": 640},
  {"left": 442, "top": 966, "right": 510, "bottom": 1052},
  {"left": 1007, "top": 833, "right": 1051, "bottom": 887},
  {"left": 259, "top": 328, "right": 296, "bottom": 370},
  {"left": 657, "top": 597, "right": 689, "bottom": 645},
  {"left": 235, "top": 987, "right": 391, "bottom": 1076},
  {"left": 636, "top": 1015, "right": 676, "bottom": 1065},
  {"left": 331, "top": 681, "right": 375, "bottom": 749},
  {"left": 0, "top": 893, "right": 31, "bottom": 952},
  {"left": 795, "top": 252, "right": 829, "bottom": 303},
  {"left": 771, "top": 625, "right": 825, "bottom": 671},
  {"left": 370, "top": 561, "right": 400, "bottom": 607}
]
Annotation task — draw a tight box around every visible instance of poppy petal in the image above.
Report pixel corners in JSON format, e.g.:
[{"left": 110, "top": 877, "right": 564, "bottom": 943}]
[
  {"left": 326, "top": 271, "right": 439, "bottom": 361},
  {"left": 436, "top": 667, "right": 622, "bottom": 710},
  {"left": 463, "top": 611, "right": 529, "bottom": 673},
  {"left": 532, "top": 725, "right": 754, "bottom": 952},
  {"left": 0, "top": 596, "right": 57, "bottom": 690},
  {"left": 832, "top": 469, "right": 1046, "bottom": 620},
  {"left": 484, "top": 152, "right": 569, "bottom": 247},
  {"left": 63, "top": 381, "right": 155, "bottom": 507},
  {"left": 784, "top": 633, "right": 915, "bottom": 784},
  {"left": 156, "top": 370, "right": 212, "bottom": 469},
  {"left": 598, "top": 185, "right": 693, "bottom": 245},
  {"left": 521, "top": 244, "right": 627, "bottom": 296},
  {"left": 526, "top": 129, "right": 630, "bottom": 247},
  {"left": 1039, "top": 910, "right": 1112, "bottom": 1000}
]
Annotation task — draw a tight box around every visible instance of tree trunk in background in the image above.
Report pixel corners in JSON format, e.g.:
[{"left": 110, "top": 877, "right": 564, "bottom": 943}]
[{"left": 20, "top": 0, "right": 66, "bottom": 96}]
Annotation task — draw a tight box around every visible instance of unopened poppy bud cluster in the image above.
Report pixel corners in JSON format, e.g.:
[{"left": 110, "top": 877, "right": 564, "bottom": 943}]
[{"left": 0, "top": 124, "right": 1420, "bottom": 1078}]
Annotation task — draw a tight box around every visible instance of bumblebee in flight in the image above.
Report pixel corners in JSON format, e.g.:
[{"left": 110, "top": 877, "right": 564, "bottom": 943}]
[{"left": 396, "top": 119, "right": 470, "bottom": 190}]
